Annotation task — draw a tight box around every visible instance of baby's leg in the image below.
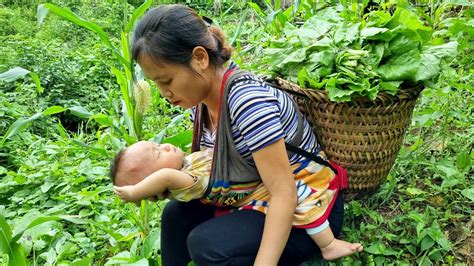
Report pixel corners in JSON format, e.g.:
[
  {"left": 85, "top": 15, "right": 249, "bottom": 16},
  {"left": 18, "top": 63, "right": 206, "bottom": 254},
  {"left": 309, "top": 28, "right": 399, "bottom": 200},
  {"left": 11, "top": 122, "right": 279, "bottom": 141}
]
[{"left": 306, "top": 221, "right": 363, "bottom": 260}]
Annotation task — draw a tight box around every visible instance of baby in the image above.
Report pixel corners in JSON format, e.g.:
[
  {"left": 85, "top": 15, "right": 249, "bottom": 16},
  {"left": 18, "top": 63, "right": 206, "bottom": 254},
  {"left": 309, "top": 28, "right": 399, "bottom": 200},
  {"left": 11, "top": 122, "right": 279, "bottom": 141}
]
[{"left": 111, "top": 141, "right": 363, "bottom": 260}]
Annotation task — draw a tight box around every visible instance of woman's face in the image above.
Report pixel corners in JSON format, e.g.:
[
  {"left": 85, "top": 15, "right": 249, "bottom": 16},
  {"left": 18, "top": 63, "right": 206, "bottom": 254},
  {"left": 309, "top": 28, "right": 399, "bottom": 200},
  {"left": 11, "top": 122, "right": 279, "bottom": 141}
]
[{"left": 139, "top": 53, "right": 210, "bottom": 109}]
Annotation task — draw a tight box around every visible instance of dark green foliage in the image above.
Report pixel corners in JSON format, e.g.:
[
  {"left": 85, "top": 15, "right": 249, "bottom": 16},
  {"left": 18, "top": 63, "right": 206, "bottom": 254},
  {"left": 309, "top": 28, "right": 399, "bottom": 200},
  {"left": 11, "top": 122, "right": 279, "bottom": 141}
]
[{"left": 0, "top": 1, "right": 472, "bottom": 265}]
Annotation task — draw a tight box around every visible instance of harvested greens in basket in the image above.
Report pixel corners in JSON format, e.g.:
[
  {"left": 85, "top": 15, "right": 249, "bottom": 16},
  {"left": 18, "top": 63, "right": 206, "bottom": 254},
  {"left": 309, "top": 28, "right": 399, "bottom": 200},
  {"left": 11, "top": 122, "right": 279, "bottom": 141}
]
[{"left": 261, "top": 6, "right": 458, "bottom": 102}]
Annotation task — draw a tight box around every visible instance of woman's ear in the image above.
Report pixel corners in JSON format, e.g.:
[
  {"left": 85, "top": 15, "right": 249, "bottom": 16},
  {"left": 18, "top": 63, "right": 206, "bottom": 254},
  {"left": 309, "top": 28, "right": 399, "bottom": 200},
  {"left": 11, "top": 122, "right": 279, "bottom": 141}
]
[{"left": 190, "top": 46, "right": 210, "bottom": 72}]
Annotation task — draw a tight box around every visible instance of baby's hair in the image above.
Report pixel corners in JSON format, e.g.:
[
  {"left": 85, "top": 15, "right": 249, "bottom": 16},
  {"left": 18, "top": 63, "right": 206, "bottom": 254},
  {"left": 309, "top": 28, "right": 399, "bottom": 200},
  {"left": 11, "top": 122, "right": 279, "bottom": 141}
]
[{"left": 109, "top": 148, "right": 127, "bottom": 185}]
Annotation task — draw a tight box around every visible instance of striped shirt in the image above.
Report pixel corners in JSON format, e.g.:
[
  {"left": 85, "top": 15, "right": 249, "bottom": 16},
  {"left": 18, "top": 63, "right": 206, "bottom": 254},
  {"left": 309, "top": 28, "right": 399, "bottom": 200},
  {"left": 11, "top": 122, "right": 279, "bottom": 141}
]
[{"left": 191, "top": 63, "right": 320, "bottom": 165}]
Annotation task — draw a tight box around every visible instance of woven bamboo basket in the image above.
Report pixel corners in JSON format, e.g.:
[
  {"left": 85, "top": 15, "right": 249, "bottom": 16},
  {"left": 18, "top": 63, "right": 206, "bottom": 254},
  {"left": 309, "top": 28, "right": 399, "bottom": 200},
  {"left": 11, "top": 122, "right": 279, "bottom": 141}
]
[{"left": 269, "top": 77, "right": 423, "bottom": 196}]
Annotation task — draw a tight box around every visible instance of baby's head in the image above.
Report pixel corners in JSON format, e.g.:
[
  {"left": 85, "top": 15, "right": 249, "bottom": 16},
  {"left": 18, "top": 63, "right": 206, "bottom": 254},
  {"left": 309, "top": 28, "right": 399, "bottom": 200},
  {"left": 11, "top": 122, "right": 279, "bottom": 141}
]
[{"left": 110, "top": 141, "right": 185, "bottom": 187}]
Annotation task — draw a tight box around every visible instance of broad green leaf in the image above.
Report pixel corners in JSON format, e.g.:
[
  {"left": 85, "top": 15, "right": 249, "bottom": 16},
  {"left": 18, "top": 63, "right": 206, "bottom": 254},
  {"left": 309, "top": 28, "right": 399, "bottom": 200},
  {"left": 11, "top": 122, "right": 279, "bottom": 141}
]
[
  {"left": 365, "top": 243, "right": 384, "bottom": 255},
  {"left": 461, "top": 188, "right": 474, "bottom": 202},
  {"left": 0, "top": 214, "right": 13, "bottom": 255},
  {"left": 248, "top": 2, "right": 265, "bottom": 18},
  {"left": 416, "top": 222, "right": 425, "bottom": 236},
  {"left": 325, "top": 76, "right": 354, "bottom": 102},
  {"left": 42, "top": 106, "right": 66, "bottom": 115},
  {"left": 366, "top": 10, "right": 392, "bottom": 27},
  {"left": 12, "top": 216, "right": 62, "bottom": 243},
  {"left": 39, "top": 249, "right": 57, "bottom": 266},
  {"left": 0, "top": 67, "right": 43, "bottom": 93},
  {"left": 230, "top": 9, "right": 249, "bottom": 46},
  {"left": 374, "top": 256, "right": 385, "bottom": 265},
  {"left": 127, "top": 258, "right": 149, "bottom": 266},
  {"left": 130, "top": 236, "right": 141, "bottom": 259},
  {"left": 36, "top": 4, "right": 49, "bottom": 25},
  {"left": 415, "top": 53, "right": 441, "bottom": 82},
  {"left": 385, "top": 7, "right": 431, "bottom": 43},
  {"left": 12, "top": 215, "right": 86, "bottom": 243},
  {"left": 297, "top": 67, "right": 327, "bottom": 89},
  {"left": 125, "top": 0, "right": 153, "bottom": 33},
  {"left": 0, "top": 112, "right": 42, "bottom": 146},
  {"left": 68, "top": 106, "right": 93, "bottom": 119},
  {"left": 0, "top": 67, "right": 29, "bottom": 82},
  {"left": 0, "top": 105, "right": 74, "bottom": 145},
  {"left": 378, "top": 48, "right": 420, "bottom": 81},
  {"left": 379, "top": 81, "right": 402, "bottom": 95},
  {"left": 162, "top": 130, "right": 193, "bottom": 150},
  {"left": 297, "top": 17, "right": 334, "bottom": 47},
  {"left": 361, "top": 27, "right": 391, "bottom": 41},
  {"left": 426, "top": 223, "right": 451, "bottom": 250},
  {"left": 406, "top": 244, "right": 417, "bottom": 256},
  {"left": 39, "top": 3, "right": 128, "bottom": 66},
  {"left": 420, "top": 236, "right": 435, "bottom": 251},
  {"left": 1, "top": 215, "right": 26, "bottom": 266},
  {"left": 441, "top": 177, "right": 460, "bottom": 188},
  {"left": 418, "top": 256, "right": 433, "bottom": 266},
  {"left": 422, "top": 42, "right": 458, "bottom": 58},
  {"left": 428, "top": 249, "right": 443, "bottom": 261},
  {"left": 29, "top": 72, "right": 43, "bottom": 94},
  {"left": 8, "top": 241, "right": 27, "bottom": 266},
  {"left": 39, "top": 4, "right": 113, "bottom": 49},
  {"left": 89, "top": 114, "right": 114, "bottom": 127},
  {"left": 70, "top": 257, "right": 92, "bottom": 266},
  {"left": 71, "top": 140, "right": 109, "bottom": 157},
  {"left": 281, "top": 48, "right": 306, "bottom": 65},
  {"left": 415, "top": 42, "right": 458, "bottom": 81},
  {"left": 406, "top": 188, "right": 426, "bottom": 195},
  {"left": 105, "top": 251, "right": 133, "bottom": 265},
  {"left": 456, "top": 151, "right": 471, "bottom": 171},
  {"left": 437, "top": 165, "right": 459, "bottom": 177},
  {"left": 382, "top": 248, "right": 399, "bottom": 256},
  {"left": 142, "top": 228, "right": 160, "bottom": 259},
  {"left": 121, "top": 31, "right": 132, "bottom": 82},
  {"left": 334, "top": 22, "right": 360, "bottom": 45}
]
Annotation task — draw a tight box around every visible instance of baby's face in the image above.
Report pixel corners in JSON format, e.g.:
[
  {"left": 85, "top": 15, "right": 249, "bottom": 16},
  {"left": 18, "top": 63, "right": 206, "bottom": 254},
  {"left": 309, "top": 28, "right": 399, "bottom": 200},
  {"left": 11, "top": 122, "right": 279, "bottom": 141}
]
[{"left": 115, "top": 141, "right": 185, "bottom": 186}]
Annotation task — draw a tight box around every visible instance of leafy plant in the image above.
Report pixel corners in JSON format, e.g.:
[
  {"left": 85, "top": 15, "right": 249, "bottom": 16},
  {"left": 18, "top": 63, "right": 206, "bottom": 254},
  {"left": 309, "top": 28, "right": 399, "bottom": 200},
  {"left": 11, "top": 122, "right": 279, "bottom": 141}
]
[
  {"left": 260, "top": 5, "right": 458, "bottom": 102},
  {"left": 37, "top": 0, "right": 152, "bottom": 142}
]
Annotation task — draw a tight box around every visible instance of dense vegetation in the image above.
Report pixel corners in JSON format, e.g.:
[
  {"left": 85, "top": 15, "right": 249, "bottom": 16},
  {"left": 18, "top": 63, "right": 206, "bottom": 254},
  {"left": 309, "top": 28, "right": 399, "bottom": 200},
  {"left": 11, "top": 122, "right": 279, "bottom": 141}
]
[{"left": 0, "top": 1, "right": 472, "bottom": 265}]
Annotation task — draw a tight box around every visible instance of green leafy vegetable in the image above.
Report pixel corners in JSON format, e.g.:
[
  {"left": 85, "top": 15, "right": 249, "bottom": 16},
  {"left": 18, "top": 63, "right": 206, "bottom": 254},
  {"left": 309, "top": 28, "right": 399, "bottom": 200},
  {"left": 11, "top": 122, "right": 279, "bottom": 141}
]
[{"left": 261, "top": 6, "right": 458, "bottom": 102}]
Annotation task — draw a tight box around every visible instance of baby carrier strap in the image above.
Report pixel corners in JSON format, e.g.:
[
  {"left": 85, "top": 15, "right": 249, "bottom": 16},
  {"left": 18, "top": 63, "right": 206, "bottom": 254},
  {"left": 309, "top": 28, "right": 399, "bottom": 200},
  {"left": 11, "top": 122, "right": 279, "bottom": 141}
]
[{"left": 191, "top": 70, "right": 338, "bottom": 198}]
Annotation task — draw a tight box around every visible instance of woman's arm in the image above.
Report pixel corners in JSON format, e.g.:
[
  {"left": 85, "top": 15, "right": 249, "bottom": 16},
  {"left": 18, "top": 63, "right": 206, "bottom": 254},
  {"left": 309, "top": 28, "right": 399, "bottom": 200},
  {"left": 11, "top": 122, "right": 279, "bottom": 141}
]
[
  {"left": 252, "top": 138, "right": 297, "bottom": 266},
  {"left": 113, "top": 168, "right": 195, "bottom": 203}
]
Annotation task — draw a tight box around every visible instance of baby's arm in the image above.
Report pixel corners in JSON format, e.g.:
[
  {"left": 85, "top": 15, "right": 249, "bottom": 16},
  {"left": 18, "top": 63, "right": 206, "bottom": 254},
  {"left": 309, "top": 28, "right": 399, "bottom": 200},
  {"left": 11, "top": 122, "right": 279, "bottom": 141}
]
[{"left": 114, "top": 168, "right": 195, "bottom": 203}]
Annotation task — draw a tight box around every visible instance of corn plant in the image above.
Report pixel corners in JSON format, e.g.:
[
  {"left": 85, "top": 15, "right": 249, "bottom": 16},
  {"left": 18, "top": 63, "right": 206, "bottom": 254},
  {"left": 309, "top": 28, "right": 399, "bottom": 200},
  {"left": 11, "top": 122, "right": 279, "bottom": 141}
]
[{"left": 36, "top": 0, "right": 152, "bottom": 143}]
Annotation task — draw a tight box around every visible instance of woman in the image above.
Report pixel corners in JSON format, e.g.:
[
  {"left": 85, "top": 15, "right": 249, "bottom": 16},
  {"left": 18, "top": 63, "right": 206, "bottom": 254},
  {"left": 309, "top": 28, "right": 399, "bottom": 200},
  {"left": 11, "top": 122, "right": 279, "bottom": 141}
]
[{"left": 131, "top": 4, "right": 346, "bottom": 266}]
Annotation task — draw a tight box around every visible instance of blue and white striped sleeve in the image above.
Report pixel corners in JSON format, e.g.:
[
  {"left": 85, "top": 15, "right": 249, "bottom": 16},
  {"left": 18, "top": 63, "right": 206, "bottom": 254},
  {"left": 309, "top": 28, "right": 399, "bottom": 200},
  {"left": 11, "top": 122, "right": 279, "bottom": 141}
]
[{"left": 228, "top": 81, "right": 285, "bottom": 152}]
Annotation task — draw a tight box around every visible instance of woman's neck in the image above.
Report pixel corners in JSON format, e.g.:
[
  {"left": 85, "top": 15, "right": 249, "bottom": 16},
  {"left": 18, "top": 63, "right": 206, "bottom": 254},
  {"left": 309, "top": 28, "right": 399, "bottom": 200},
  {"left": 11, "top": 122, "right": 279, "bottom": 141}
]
[{"left": 202, "top": 66, "right": 226, "bottom": 122}]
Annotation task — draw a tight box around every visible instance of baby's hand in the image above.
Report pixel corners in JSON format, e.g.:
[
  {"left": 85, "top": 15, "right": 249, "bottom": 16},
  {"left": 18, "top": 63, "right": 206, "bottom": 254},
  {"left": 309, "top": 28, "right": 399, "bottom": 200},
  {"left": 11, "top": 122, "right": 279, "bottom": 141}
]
[{"left": 114, "top": 185, "right": 138, "bottom": 203}]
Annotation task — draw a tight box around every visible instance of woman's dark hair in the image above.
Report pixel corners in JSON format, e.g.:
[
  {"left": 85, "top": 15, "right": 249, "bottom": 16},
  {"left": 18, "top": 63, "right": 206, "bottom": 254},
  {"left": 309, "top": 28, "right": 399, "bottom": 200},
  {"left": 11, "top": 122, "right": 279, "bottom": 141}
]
[{"left": 131, "top": 4, "right": 232, "bottom": 69}]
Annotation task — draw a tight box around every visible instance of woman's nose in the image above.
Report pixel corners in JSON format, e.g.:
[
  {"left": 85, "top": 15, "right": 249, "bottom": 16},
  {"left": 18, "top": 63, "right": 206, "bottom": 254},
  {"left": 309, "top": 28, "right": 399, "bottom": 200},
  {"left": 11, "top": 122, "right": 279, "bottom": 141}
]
[{"left": 156, "top": 84, "right": 173, "bottom": 98}]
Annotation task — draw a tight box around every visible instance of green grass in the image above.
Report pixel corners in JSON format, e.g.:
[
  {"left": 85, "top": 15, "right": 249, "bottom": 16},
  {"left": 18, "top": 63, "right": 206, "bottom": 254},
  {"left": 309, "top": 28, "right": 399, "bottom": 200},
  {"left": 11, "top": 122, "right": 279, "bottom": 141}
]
[{"left": 0, "top": 1, "right": 472, "bottom": 265}]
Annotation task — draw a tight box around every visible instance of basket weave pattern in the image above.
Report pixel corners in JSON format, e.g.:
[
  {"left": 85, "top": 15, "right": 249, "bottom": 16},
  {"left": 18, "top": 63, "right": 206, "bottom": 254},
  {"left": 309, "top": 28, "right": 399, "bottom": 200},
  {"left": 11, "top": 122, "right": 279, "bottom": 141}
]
[{"left": 274, "top": 78, "right": 423, "bottom": 193}]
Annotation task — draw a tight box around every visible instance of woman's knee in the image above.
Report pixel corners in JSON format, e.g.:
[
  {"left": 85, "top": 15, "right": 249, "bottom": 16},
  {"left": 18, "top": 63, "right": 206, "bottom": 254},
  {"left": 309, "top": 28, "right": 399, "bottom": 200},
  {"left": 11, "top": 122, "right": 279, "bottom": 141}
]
[{"left": 187, "top": 227, "right": 226, "bottom": 265}]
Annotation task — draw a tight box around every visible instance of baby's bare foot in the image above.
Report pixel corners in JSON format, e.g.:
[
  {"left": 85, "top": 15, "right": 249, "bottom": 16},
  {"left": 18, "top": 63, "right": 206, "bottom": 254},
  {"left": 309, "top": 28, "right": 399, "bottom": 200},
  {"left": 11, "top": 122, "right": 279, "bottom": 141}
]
[{"left": 320, "top": 239, "right": 363, "bottom": 260}]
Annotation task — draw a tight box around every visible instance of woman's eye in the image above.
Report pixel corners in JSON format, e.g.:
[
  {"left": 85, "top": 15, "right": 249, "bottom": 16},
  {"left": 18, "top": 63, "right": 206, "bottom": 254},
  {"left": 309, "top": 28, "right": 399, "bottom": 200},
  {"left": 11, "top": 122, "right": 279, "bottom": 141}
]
[{"left": 161, "top": 79, "right": 171, "bottom": 85}]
